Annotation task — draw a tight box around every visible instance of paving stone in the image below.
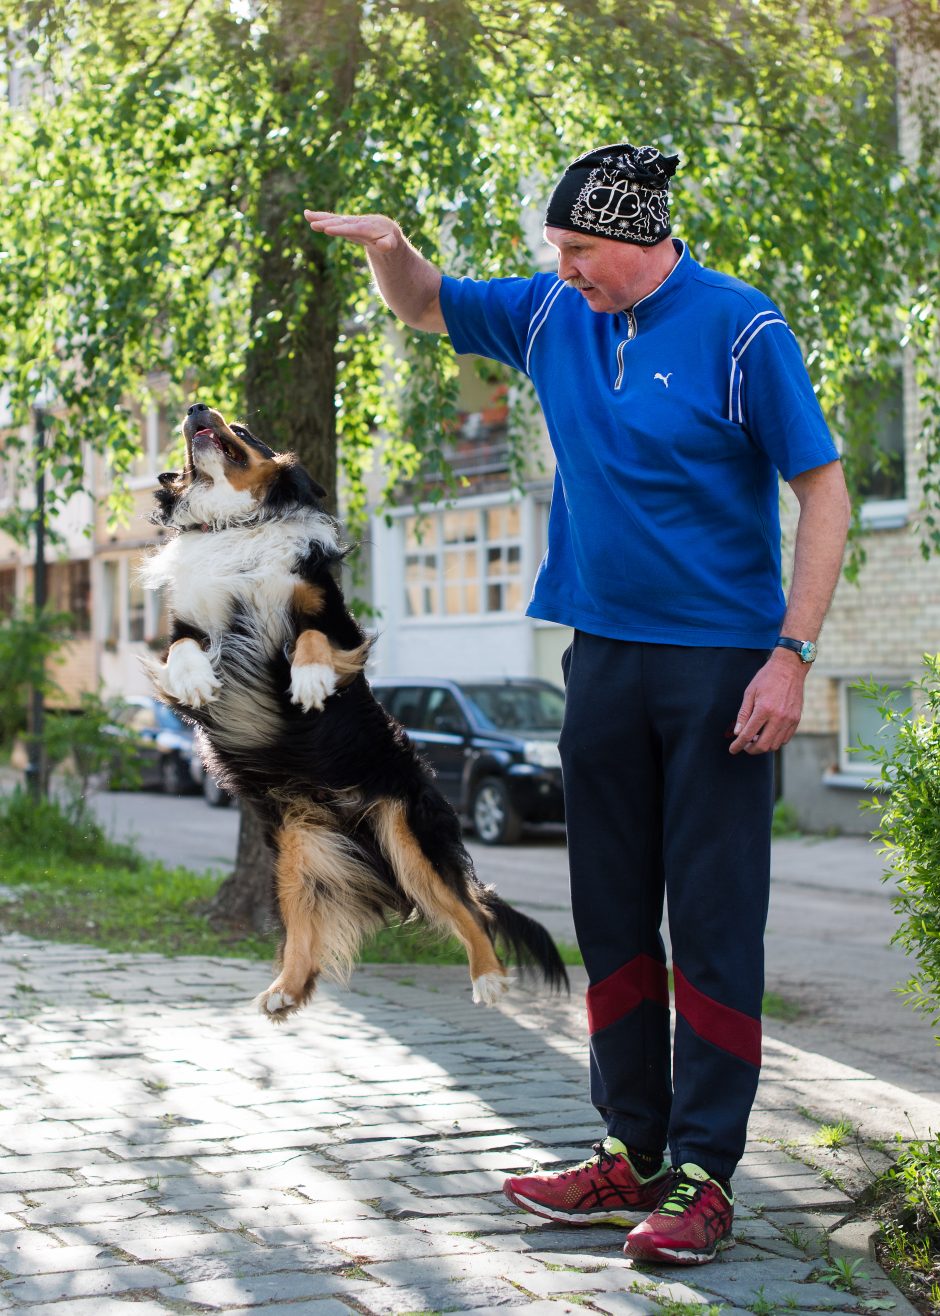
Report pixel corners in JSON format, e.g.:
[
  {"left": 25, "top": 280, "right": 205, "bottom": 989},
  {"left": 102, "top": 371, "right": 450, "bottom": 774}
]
[
  {"left": 121, "top": 1229, "right": 272, "bottom": 1263},
  {"left": 47, "top": 1213, "right": 220, "bottom": 1245},
  {"left": 156, "top": 1270, "right": 378, "bottom": 1306},
  {"left": 214, "top": 1304, "right": 359, "bottom": 1316},
  {"left": 444, "top": 1306, "right": 588, "bottom": 1316},
  {"left": 333, "top": 1229, "right": 488, "bottom": 1261},
  {"left": 0, "top": 1170, "right": 75, "bottom": 1191},
  {"left": 517, "top": 1267, "right": 643, "bottom": 1298},
  {"left": 589, "top": 1295, "right": 662, "bottom": 1315},
  {"left": 2, "top": 1237, "right": 129, "bottom": 1275},
  {"left": 17, "top": 1302, "right": 170, "bottom": 1316},
  {"left": 398, "top": 1170, "right": 507, "bottom": 1195},
  {"left": 160, "top": 1242, "right": 348, "bottom": 1283},
  {"left": 1, "top": 1262, "right": 170, "bottom": 1303},
  {"left": 359, "top": 1274, "right": 538, "bottom": 1314}
]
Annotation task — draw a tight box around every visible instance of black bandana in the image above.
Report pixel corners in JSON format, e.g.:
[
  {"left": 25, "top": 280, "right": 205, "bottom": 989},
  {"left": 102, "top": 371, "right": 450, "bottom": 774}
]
[{"left": 545, "top": 142, "right": 680, "bottom": 246}]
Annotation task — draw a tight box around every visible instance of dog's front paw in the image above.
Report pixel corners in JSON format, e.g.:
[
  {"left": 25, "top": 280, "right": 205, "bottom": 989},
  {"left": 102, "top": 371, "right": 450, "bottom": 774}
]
[
  {"left": 290, "top": 662, "right": 336, "bottom": 713},
  {"left": 165, "top": 643, "right": 220, "bottom": 709}
]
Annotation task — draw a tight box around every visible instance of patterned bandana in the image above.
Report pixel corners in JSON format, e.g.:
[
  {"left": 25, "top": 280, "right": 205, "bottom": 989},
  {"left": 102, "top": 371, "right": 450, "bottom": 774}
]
[{"left": 545, "top": 142, "right": 680, "bottom": 246}]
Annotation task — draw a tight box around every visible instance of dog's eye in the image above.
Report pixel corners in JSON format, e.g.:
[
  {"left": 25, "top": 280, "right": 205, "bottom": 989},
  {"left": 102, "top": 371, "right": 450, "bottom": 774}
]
[{"left": 231, "top": 425, "right": 248, "bottom": 438}]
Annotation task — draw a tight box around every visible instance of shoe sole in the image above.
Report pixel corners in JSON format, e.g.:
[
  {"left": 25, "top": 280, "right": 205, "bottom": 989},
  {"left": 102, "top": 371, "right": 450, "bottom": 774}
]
[
  {"left": 624, "top": 1235, "right": 735, "bottom": 1265},
  {"left": 503, "top": 1184, "right": 647, "bottom": 1227}
]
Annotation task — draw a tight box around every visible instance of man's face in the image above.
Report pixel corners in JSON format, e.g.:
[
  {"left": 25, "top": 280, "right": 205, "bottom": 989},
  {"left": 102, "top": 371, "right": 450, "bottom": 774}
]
[{"left": 544, "top": 225, "right": 651, "bottom": 314}]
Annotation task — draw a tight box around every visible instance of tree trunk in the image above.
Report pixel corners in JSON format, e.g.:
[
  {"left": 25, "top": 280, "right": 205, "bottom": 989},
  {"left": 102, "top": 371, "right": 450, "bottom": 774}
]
[
  {"left": 207, "top": 805, "right": 276, "bottom": 934},
  {"left": 208, "top": 0, "right": 362, "bottom": 930}
]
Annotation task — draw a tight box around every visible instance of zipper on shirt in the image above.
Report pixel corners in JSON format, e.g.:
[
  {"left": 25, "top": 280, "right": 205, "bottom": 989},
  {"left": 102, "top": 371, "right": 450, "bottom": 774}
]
[{"left": 613, "top": 309, "right": 638, "bottom": 391}]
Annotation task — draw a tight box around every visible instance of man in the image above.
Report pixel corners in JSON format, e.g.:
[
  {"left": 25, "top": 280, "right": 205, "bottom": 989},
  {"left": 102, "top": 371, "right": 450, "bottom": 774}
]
[{"left": 304, "top": 141, "right": 850, "bottom": 1266}]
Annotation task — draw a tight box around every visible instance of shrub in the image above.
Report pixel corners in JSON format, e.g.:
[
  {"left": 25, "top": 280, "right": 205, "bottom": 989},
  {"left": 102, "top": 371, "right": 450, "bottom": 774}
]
[{"left": 861, "top": 656, "right": 940, "bottom": 1029}]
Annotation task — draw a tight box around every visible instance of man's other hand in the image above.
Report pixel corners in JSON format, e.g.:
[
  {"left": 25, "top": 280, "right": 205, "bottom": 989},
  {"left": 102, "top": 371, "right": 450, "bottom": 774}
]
[{"left": 729, "top": 649, "right": 808, "bottom": 756}]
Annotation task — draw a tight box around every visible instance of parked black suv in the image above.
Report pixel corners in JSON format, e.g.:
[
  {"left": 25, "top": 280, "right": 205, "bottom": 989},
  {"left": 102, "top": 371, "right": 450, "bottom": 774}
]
[{"left": 370, "top": 677, "right": 565, "bottom": 845}]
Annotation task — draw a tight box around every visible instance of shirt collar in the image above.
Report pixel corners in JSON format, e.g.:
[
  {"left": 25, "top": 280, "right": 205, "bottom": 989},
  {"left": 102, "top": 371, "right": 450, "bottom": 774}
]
[{"left": 625, "top": 239, "right": 695, "bottom": 324}]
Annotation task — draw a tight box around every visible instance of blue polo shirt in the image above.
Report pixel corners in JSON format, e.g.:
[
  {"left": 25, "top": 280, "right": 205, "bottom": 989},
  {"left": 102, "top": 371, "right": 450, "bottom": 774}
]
[{"left": 439, "top": 240, "right": 839, "bottom": 649}]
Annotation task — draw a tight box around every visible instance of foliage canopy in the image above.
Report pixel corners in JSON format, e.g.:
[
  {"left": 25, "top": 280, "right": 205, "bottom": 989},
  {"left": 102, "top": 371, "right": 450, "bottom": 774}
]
[{"left": 1, "top": 0, "right": 937, "bottom": 557}]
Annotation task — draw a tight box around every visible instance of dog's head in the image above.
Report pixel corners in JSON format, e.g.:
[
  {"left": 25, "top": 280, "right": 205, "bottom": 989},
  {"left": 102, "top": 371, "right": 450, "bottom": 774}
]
[{"left": 152, "top": 404, "right": 328, "bottom": 531}]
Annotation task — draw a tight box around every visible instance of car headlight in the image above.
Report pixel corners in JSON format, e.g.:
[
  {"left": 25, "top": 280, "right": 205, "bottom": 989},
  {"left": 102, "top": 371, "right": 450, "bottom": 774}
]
[{"left": 523, "top": 740, "right": 561, "bottom": 769}]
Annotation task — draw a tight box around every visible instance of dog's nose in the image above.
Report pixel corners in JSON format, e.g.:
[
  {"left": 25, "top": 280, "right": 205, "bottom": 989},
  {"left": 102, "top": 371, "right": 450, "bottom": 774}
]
[{"left": 187, "top": 402, "right": 211, "bottom": 417}]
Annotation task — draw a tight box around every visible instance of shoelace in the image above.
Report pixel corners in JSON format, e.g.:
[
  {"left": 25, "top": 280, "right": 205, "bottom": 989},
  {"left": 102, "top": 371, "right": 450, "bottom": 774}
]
[
  {"left": 562, "top": 1140, "right": 617, "bottom": 1179},
  {"left": 657, "top": 1171, "right": 705, "bottom": 1217}
]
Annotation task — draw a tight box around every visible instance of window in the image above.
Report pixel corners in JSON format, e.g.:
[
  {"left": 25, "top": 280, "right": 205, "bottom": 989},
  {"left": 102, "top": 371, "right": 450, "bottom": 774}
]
[
  {"left": 846, "top": 371, "right": 905, "bottom": 504},
  {"left": 102, "top": 560, "right": 120, "bottom": 646},
  {"left": 127, "top": 568, "right": 146, "bottom": 642},
  {"left": 423, "top": 688, "right": 467, "bottom": 735},
  {"left": 0, "top": 568, "right": 15, "bottom": 616},
  {"left": 47, "top": 561, "right": 91, "bottom": 635},
  {"left": 484, "top": 504, "right": 523, "bottom": 612},
  {"left": 378, "top": 686, "right": 428, "bottom": 728},
  {"left": 402, "top": 501, "right": 523, "bottom": 619},
  {"left": 839, "top": 680, "right": 909, "bottom": 775}
]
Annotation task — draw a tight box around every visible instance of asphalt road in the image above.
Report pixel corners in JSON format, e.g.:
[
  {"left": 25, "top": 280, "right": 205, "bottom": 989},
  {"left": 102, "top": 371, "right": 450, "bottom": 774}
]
[{"left": 88, "top": 786, "right": 940, "bottom": 1105}]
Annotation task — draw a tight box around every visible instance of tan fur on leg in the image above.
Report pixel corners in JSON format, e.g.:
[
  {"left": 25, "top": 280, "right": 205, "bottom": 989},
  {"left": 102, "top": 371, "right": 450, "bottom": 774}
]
[
  {"left": 255, "top": 804, "right": 387, "bottom": 1021},
  {"left": 255, "top": 824, "right": 323, "bottom": 1022},
  {"left": 371, "top": 799, "right": 508, "bottom": 1002}
]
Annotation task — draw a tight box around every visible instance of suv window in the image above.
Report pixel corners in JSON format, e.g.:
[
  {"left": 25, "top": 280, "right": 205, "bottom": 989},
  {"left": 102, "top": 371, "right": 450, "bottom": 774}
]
[
  {"left": 461, "top": 683, "right": 565, "bottom": 732},
  {"left": 379, "top": 686, "right": 428, "bottom": 729},
  {"left": 424, "top": 688, "right": 467, "bottom": 735}
]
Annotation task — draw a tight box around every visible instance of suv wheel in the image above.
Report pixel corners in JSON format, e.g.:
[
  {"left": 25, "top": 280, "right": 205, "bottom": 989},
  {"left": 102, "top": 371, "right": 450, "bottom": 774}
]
[
  {"left": 160, "top": 753, "right": 190, "bottom": 795},
  {"left": 203, "top": 775, "right": 232, "bottom": 808},
  {"left": 471, "top": 777, "right": 523, "bottom": 845}
]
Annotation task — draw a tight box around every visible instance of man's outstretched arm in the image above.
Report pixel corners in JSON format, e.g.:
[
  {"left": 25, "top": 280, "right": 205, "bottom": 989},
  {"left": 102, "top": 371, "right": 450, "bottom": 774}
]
[{"left": 303, "top": 211, "right": 446, "bottom": 333}]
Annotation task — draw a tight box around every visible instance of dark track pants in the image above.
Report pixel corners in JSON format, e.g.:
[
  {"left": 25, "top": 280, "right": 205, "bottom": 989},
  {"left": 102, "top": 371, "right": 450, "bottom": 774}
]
[{"left": 558, "top": 632, "right": 775, "bottom": 1181}]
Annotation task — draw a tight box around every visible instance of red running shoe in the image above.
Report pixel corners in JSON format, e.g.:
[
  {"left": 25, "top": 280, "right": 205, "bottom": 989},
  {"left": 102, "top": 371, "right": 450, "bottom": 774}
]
[
  {"left": 623, "top": 1162, "right": 735, "bottom": 1265},
  {"left": 503, "top": 1137, "right": 670, "bottom": 1226}
]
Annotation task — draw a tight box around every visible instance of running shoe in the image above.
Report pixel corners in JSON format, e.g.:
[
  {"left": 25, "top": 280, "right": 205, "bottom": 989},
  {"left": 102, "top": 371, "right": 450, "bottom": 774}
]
[
  {"left": 623, "top": 1162, "right": 735, "bottom": 1264},
  {"left": 503, "top": 1136, "right": 670, "bottom": 1225}
]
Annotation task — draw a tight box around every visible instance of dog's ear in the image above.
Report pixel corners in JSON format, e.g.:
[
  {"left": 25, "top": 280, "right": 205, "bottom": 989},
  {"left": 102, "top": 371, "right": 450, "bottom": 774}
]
[
  {"left": 151, "top": 484, "right": 177, "bottom": 525},
  {"left": 267, "top": 459, "right": 327, "bottom": 512}
]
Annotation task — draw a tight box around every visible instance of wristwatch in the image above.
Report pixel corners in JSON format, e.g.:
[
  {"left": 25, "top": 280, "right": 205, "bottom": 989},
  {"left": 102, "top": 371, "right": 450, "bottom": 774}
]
[{"left": 775, "top": 636, "right": 817, "bottom": 664}]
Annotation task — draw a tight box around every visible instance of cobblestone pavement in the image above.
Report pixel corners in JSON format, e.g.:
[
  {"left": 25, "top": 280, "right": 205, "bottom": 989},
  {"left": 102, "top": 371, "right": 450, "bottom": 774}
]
[{"left": 1, "top": 936, "right": 930, "bottom": 1315}]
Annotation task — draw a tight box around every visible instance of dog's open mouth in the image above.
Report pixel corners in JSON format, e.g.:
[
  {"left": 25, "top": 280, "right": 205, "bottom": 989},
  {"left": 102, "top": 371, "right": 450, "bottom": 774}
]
[{"left": 193, "top": 427, "right": 248, "bottom": 467}]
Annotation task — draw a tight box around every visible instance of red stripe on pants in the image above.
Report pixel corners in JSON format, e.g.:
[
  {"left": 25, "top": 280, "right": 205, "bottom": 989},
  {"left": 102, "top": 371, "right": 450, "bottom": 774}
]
[
  {"left": 673, "top": 965, "right": 762, "bottom": 1068},
  {"left": 586, "top": 953, "right": 669, "bottom": 1035}
]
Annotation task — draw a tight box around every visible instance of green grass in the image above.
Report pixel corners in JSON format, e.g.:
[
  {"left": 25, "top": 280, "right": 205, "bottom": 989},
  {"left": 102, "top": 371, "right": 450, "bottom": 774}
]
[
  {"left": 771, "top": 799, "right": 801, "bottom": 838},
  {"left": 812, "top": 1117, "right": 855, "bottom": 1149},
  {"left": 0, "top": 790, "right": 583, "bottom": 966},
  {"left": 761, "top": 990, "right": 802, "bottom": 1022}
]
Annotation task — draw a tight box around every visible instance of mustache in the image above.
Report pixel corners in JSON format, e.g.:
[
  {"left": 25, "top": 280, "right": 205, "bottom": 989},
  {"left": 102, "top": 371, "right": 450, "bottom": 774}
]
[{"left": 563, "top": 276, "right": 593, "bottom": 290}]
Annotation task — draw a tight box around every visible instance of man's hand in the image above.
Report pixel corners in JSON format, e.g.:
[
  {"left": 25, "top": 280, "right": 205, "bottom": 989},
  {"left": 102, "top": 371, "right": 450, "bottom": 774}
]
[
  {"left": 729, "top": 649, "right": 807, "bottom": 755},
  {"left": 303, "top": 208, "right": 445, "bottom": 332},
  {"left": 303, "top": 210, "right": 403, "bottom": 254}
]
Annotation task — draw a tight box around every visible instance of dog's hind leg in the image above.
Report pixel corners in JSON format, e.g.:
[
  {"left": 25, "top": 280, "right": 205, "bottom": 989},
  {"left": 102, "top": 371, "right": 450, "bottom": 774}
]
[
  {"left": 372, "top": 799, "right": 509, "bottom": 1006},
  {"left": 255, "top": 824, "right": 325, "bottom": 1022},
  {"left": 255, "top": 813, "right": 385, "bottom": 1022}
]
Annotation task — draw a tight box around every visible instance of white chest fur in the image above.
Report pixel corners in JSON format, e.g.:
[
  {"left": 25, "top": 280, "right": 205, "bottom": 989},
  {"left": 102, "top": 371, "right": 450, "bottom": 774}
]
[{"left": 142, "top": 516, "right": 338, "bottom": 642}]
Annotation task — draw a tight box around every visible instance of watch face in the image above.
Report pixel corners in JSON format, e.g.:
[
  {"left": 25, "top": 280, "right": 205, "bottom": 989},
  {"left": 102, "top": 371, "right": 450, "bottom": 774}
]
[{"left": 800, "top": 640, "right": 818, "bottom": 663}]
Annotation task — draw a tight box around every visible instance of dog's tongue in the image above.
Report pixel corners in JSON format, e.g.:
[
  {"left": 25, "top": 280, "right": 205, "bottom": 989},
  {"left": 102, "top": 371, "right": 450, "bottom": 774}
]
[{"left": 194, "top": 428, "right": 214, "bottom": 439}]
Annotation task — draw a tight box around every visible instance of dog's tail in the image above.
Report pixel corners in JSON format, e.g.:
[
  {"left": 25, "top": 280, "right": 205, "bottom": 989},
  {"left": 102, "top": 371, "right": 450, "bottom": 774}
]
[{"left": 476, "top": 886, "right": 570, "bottom": 994}]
